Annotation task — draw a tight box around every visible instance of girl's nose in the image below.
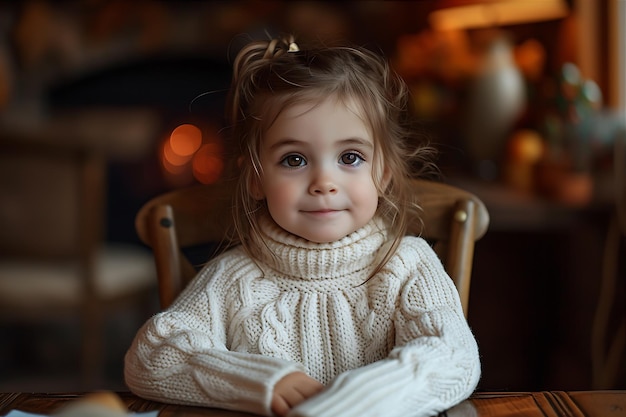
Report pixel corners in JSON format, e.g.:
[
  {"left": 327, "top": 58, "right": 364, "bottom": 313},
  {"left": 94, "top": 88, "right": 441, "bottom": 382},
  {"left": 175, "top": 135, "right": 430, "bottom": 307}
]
[{"left": 309, "top": 170, "right": 338, "bottom": 195}]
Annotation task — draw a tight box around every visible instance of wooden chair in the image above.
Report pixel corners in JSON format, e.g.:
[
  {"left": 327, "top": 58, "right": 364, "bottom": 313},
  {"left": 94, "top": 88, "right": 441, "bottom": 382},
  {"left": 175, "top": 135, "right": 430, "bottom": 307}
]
[
  {"left": 135, "top": 179, "right": 489, "bottom": 317},
  {"left": 0, "top": 112, "right": 158, "bottom": 388}
]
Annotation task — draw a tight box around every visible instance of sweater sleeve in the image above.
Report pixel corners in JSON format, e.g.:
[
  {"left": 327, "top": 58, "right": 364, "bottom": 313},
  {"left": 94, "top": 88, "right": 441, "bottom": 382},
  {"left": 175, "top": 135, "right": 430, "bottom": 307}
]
[
  {"left": 289, "top": 238, "right": 480, "bottom": 417},
  {"left": 124, "top": 255, "right": 305, "bottom": 416}
]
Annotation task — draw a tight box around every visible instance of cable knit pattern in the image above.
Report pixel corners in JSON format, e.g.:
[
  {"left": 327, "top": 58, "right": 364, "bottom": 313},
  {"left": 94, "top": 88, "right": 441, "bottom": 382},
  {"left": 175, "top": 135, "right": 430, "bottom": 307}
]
[{"left": 124, "top": 217, "right": 480, "bottom": 417}]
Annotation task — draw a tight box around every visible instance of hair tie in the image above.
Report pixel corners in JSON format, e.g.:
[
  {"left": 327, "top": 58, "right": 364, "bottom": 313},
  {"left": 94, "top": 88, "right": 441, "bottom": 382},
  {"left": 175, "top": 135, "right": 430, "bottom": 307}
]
[{"left": 263, "top": 36, "right": 299, "bottom": 59}]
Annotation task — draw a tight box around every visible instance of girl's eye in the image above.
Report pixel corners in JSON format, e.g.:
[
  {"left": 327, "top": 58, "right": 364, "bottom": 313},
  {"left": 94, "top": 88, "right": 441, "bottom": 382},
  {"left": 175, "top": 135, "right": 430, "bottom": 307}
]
[
  {"left": 280, "top": 154, "right": 306, "bottom": 167},
  {"left": 340, "top": 152, "right": 365, "bottom": 166}
]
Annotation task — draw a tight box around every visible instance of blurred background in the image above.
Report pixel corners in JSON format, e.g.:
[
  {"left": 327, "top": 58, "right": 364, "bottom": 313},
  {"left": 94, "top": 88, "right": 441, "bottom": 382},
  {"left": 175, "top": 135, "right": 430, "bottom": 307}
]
[{"left": 0, "top": 0, "right": 624, "bottom": 392}]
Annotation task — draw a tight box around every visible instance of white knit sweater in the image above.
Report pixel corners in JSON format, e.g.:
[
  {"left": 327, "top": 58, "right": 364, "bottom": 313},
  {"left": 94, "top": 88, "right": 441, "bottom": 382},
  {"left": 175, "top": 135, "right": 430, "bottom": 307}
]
[{"left": 124, "top": 217, "right": 480, "bottom": 417}]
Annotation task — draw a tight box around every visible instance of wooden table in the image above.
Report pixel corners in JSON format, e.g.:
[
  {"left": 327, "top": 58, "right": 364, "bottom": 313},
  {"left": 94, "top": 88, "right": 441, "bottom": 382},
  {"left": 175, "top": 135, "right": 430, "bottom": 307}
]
[{"left": 1, "top": 391, "right": 625, "bottom": 416}]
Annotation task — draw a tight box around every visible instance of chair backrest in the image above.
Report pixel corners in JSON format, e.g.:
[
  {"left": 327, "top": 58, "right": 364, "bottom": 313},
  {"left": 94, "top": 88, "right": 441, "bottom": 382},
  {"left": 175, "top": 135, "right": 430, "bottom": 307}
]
[{"left": 135, "top": 179, "right": 489, "bottom": 316}]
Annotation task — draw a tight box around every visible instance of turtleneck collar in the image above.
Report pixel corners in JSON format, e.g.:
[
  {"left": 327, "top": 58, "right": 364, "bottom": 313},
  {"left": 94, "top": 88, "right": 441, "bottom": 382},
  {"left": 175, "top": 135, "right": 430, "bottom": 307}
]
[{"left": 256, "top": 216, "right": 388, "bottom": 282}]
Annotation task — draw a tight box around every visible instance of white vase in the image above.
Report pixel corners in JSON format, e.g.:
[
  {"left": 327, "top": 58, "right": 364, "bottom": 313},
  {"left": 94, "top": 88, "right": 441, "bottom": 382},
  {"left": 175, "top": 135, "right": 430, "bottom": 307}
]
[{"left": 463, "top": 35, "right": 526, "bottom": 176}]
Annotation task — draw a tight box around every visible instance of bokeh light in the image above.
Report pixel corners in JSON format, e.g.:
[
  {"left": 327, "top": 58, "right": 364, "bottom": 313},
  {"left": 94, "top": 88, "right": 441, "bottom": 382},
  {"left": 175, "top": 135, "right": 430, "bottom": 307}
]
[
  {"left": 169, "top": 124, "right": 202, "bottom": 156},
  {"left": 192, "top": 142, "right": 224, "bottom": 184},
  {"left": 160, "top": 123, "right": 224, "bottom": 186},
  {"left": 162, "top": 137, "right": 192, "bottom": 169}
]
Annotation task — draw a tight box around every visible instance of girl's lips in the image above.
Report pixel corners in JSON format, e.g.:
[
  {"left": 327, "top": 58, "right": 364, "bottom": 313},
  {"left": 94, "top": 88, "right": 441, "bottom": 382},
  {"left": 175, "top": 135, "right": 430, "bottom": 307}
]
[
  {"left": 302, "top": 208, "right": 339, "bottom": 213},
  {"left": 301, "top": 209, "right": 343, "bottom": 216}
]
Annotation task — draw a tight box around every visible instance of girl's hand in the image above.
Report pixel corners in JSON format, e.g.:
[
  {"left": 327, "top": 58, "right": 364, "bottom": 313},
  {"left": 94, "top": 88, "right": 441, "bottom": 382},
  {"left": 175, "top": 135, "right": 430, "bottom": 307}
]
[{"left": 271, "top": 371, "right": 324, "bottom": 417}]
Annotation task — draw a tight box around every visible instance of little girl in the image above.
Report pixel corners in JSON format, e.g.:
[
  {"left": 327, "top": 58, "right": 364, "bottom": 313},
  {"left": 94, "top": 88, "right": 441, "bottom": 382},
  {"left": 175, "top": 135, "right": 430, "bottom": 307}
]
[{"left": 125, "top": 34, "right": 480, "bottom": 417}]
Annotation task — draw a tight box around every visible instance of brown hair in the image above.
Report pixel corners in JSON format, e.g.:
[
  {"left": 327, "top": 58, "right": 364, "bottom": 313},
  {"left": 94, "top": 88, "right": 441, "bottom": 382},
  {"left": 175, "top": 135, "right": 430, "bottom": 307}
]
[{"left": 223, "top": 34, "right": 436, "bottom": 277}]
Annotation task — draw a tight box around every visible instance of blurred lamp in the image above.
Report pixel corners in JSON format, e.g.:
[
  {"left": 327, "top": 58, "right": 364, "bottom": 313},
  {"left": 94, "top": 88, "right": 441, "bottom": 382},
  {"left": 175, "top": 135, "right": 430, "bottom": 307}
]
[{"left": 429, "top": 0, "right": 569, "bottom": 31}]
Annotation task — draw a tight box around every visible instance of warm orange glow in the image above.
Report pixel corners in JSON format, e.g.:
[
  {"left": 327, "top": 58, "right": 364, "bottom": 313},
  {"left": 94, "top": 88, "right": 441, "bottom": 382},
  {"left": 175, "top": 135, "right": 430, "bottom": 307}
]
[
  {"left": 430, "top": 0, "right": 569, "bottom": 31},
  {"left": 162, "top": 138, "right": 192, "bottom": 168},
  {"left": 159, "top": 123, "right": 224, "bottom": 186},
  {"left": 161, "top": 153, "right": 188, "bottom": 175},
  {"left": 192, "top": 143, "right": 224, "bottom": 184},
  {"left": 169, "top": 124, "right": 202, "bottom": 156}
]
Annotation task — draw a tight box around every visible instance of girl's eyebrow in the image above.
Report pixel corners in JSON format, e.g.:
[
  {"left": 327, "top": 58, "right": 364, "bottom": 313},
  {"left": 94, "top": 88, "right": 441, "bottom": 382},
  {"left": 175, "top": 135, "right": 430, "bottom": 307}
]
[
  {"left": 268, "top": 137, "right": 374, "bottom": 151},
  {"left": 268, "top": 138, "right": 305, "bottom": 151},
  {"left": 339, "top": 137, "right": 374, "bottom": 150}
]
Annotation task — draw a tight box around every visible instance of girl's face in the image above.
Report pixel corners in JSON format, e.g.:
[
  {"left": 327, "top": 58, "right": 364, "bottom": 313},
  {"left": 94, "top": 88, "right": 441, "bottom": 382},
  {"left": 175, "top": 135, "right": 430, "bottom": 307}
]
[{"left": 255, "top": 97, "right": 382, "bottom": 243}]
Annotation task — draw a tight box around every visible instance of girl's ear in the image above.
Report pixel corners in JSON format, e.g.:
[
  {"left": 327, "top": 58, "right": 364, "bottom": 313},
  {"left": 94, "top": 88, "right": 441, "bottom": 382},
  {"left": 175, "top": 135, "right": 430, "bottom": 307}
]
[
  {"left": 380, "top": 166, "right": 392, "bottom": 194},
  {"left": 241, "top": 154, "right": 265, "bottom": 200},
  {"left": 249, "top": 175, "right": 265, "bottom": 200}
]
